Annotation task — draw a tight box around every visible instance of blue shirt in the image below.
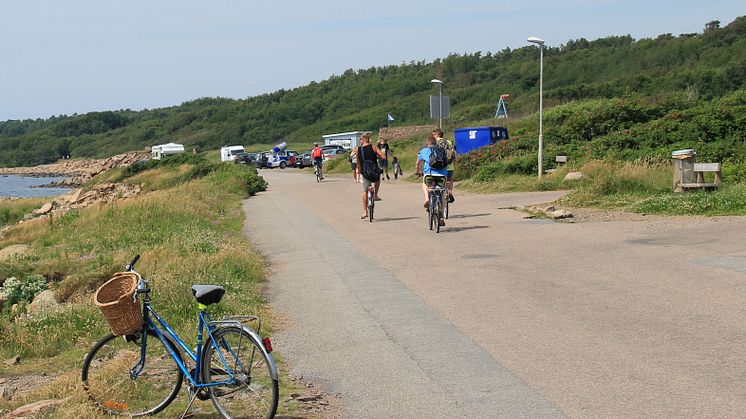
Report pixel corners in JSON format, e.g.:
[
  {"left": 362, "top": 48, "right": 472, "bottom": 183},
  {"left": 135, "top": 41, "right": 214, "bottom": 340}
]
[{"left": 417, "top": 147, "right": 448, "bottom": 176}]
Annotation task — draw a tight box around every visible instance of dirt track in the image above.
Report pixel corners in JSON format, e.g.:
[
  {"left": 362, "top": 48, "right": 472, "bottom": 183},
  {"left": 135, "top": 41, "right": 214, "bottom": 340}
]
[{"left": 246, "top": 170, "right": 746, "bottom": 417}]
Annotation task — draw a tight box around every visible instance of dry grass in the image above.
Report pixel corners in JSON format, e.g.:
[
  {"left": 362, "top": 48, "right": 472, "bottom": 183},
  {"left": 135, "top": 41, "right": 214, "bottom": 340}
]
[{"left": 0, "top": 164, "right": 274, "bottom": 417}]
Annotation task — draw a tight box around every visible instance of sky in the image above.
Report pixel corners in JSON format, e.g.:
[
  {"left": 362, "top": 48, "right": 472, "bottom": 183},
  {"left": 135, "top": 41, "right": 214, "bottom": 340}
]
[{"left": 0, "top": 0, "right": 743, "bottom": 121}]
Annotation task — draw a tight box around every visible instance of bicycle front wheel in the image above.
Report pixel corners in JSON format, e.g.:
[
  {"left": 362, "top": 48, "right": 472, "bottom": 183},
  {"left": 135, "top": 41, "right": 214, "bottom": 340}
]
[
  {"left": 201, "top": 326, "right": 279, "bottom": 419},
  {"left": 82, "top": 331, "right": 183, "bottom": 416}
]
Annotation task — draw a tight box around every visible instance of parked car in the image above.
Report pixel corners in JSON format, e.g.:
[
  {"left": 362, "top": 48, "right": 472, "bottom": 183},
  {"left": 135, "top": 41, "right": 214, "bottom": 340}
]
[
  {"left": 233, "top": 152, "right": 257, "bottom": 166},
  {"left": 295, "top": 150, "right": 312, "bottom": 168},
  {"left": 322, "top": 145, "right": 346, "bottom": 153},
  {"left": 257, "top": 152, "right": 270, "bottom": 169},
  {"left": 323, "top": 148, "right": 348, "bottom": 160},
  {"left": 266, "top": 150, "right": 298, "bottom": 169}
]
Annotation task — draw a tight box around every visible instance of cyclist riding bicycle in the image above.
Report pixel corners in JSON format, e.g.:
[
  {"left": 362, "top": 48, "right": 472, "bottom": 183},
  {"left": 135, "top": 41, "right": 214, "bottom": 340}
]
[
  {"left": 415, "top": 135, "right": 448, "bottom": 226},
  {"left": 356, "top": 132, "right": 386, "bottom": 219},
  {"left": 433, "top": 128, "right": 456, "bottom": 203},
  {"left": 311, "top": 143, "right": 324, "bottom": 180}
]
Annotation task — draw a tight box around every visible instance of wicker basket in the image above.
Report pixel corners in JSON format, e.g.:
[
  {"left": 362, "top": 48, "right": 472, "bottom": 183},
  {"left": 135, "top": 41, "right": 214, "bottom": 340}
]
[{"left": 94, "top": 272, "right": 143, "bottom": 336}]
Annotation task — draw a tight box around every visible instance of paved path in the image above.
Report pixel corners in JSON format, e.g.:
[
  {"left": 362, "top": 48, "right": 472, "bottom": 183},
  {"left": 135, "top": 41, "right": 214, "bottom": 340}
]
[{"left": 244, "top": 170, "right": 746, "bottom": 418}]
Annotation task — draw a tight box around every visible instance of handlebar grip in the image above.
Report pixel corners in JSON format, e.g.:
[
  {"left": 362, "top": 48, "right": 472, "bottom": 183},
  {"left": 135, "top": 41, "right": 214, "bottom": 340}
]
[{"left": 128, "top": 255, "right": 140, "bottom": 269}]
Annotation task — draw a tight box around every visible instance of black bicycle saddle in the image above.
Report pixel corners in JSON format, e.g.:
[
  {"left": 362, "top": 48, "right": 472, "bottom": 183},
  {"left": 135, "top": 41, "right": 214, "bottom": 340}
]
[{"left": 191, "top": 285, "right": 226, "bottom": 306}]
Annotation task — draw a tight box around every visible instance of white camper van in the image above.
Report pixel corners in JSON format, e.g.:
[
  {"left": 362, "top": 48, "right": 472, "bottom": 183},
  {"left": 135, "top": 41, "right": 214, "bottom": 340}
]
[
  {"left": 151, "top": 143, "right": 185, "bottom": 160},
  {"left": 221, "top": 145, "right": 246, "bottom": 162}
]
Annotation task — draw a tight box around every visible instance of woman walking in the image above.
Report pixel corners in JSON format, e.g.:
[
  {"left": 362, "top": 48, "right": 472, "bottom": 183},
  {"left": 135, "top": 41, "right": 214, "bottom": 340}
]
[
  {"left": 349, "top": 145, "right": 360, "bottom": 182},
  {"left": 356, "top": 132, "right": 386, "bottom": 219}
]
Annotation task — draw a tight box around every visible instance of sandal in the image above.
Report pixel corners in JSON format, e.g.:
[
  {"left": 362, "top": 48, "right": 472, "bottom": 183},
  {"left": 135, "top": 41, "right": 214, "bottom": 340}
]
[{"left": 361, "top": 214, "right": 368, "bottom": 219}]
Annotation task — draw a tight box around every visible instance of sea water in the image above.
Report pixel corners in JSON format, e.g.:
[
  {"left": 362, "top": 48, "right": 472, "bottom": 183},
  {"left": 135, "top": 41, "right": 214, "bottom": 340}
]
[{"left": 0, "top": 175, "right": 71, "bottom": 198}]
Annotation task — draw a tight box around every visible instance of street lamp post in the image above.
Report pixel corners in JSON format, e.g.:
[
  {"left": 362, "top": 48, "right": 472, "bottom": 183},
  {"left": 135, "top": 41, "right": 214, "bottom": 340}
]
[
  {"left": 431, "top": 79, "right": 443, "bottom": 129},
  {"left": 527, "top": 36, "right": 545, "bottom": 179}
]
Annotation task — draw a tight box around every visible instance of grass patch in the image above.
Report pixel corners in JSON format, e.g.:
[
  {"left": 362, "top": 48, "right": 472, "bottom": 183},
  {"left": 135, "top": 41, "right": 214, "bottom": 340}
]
[
  {"left": 629, "top": 184, "right": 746, "bottom": 215},
  {"left": 0, "top": 198, "right": 47, "bottom": 228},
  {"left": 460, "top": 174, "right": 566, "bottom": 193},
  {"left": 460, "top": 159, "right": 746, "bottom": 216},
  {"left": 0, "top": 163, "right": 274, "bottom": 416}
]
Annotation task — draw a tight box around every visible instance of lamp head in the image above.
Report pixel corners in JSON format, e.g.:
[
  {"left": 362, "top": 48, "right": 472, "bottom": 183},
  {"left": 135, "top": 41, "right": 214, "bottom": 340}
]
[
  {"left": 527, "top": 36, "right": 545, "bottom": 46},
  {"left": 430, "top": 79, "right": 443, "bottom": 84}
]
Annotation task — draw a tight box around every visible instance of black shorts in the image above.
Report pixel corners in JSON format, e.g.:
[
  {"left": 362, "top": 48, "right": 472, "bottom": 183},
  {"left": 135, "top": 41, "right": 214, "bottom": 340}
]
[
  {"left": 379, "top": 159, "right": 388, "bottom": 168},
  {"left": 446, "top": 170, "right": 454, "bottom": 180}
]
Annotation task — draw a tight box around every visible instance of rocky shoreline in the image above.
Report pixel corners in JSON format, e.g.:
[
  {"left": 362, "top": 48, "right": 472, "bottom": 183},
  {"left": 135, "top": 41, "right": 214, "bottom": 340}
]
[{"left": 0, "top": 152, "right": 148, "bottom": 187}]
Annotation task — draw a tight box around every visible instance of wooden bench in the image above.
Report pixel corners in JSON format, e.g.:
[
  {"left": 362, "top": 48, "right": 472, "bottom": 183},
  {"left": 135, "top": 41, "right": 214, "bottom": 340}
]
[{"left": 678, "top": 162, "right": 722, "bottom": 191}]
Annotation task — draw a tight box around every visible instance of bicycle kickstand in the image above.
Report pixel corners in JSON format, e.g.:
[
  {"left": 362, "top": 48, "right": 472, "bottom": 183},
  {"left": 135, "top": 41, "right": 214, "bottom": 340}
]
[{"left": 179, "top": 387, "right": 200, "bottom": 419}]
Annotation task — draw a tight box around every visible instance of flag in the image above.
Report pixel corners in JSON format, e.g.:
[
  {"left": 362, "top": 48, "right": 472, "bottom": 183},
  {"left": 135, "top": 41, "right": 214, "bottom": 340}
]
[{"left": 387, "top": 113, "right": 396, "bottom": 121}]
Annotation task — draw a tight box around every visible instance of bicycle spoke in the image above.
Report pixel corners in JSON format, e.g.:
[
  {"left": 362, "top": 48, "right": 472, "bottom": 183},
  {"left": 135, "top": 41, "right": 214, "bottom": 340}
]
[
  {"left": 82, "top": 333, "right": 184, "bottom": 416},
  {"left": 202, "top": 327, "right": 278, "bottom": 418}
]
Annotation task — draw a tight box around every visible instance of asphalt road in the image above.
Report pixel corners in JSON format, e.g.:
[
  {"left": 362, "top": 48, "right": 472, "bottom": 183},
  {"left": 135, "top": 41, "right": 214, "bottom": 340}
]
[{"left": 244, "top": 170, "right": 746, "bottom": 418}]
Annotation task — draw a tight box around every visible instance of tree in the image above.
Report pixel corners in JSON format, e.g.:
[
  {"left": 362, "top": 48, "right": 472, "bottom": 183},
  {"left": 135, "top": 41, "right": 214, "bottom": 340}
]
[{"left": 704, "top": 20, "right": 721, "bottom": 32}]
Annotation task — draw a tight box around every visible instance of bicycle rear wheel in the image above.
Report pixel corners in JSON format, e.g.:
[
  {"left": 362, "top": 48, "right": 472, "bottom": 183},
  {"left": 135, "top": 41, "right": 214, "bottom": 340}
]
[
  {"left": 201, "top": 326, "right": 279, "bottom": 419},
  {"left": 428, "top": 194, "right": 435, "bottom": 231},
  {"left": 367, "top": 190, "right": 374, "bottom": 222},
  {"left": 435, "top": 196, "right": 442, "bottom": 233},
  {"left": 82, "top": 331, "right": 183, "bottom": 416}
]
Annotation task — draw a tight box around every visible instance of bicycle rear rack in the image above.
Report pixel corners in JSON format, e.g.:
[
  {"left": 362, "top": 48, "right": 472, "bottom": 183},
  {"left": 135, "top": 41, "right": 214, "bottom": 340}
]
[{"left": 208, "top": 315, "right": 262, "bottom": 334}]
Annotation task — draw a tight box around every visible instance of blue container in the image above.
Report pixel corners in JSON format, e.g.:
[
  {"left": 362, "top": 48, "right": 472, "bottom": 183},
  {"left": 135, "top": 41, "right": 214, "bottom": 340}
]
[
  {"left": 453, "top": 126, "right": 509, "bottom": 155},
  {"left": 271, "top": 141, "right": 288, "bottom": 153}
]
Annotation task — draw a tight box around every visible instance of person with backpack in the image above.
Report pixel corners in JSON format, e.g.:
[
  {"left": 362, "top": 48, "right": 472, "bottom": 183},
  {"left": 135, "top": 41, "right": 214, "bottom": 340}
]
[
  {"left": 433, "top": 128, "right": 456, "bottom": 203},
  {"left": 377, "top": 138, "right": 391, "bottom": 181},
  {"left": 415, "top": 135, "right": 448, "bottom": 225},
  {"left": 356, "top": 132, "right": 386, "bottom": 219},
  {"left": 311, "top": 143, "right": 324, "bottom": 180}
]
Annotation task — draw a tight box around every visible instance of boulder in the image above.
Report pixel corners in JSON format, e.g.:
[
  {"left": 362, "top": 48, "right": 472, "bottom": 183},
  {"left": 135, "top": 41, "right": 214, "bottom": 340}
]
[
  {"left": 93, "top": 182, "right": 116, "bottom": 191},
  {"left": 65, "top": 188, "right": 84, "bottom": 204},
  {"left": 1, "top": 384, "right": 14, "bottom": 400},
  {"left": 33, "top": 202, "right": 54, "bottom": 215},
  {"left": 4, "top": 355, "right": 20, "bottom": 366},
  {"left": 28, "top": 290, "right": 60, "bottom": 315},
  {"left": 549, "top": 209, "right": 574, "bottom": 219},
  {"left": 0, "top": 244, "right": 29, "bottom": 262},
  {"left": 8, "top": 398, "right": 65, "bottom": 417},
  {"left": 563, "top": 172, "right": 585, "bottom": 182}
]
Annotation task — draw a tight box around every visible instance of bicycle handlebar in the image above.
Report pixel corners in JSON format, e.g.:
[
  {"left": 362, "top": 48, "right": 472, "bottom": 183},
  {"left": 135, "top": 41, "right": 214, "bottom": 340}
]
[{"left": 126, "top": 255, "right": 140, "bottom": 271}]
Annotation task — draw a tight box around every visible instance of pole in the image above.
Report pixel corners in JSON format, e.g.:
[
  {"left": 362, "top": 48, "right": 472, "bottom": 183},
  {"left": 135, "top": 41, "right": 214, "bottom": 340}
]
[
  {"left": 538, "top": 45, "right": 544, "bottom": 179},
  {"left": 438, "top": 83, "right": 443, "bottom": 130}
]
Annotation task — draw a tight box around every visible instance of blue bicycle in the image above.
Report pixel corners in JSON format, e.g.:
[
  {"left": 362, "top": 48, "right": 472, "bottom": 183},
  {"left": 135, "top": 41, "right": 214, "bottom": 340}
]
[{"left": 82, "top": 256, "right": 279, "bottom": 418}]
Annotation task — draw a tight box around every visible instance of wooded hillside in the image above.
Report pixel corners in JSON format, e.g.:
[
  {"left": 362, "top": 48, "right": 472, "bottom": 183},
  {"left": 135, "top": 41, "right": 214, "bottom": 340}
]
[{"left": 1, "top": 17, "right": 744, "bottom": 168}]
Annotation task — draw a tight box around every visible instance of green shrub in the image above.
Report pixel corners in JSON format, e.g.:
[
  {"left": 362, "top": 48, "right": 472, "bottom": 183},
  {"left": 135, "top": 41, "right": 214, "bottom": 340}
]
[
  {"left": 0, "top": 274, "right": 47, "bottom": 305},
  {"left": 244, "top": 170, "right": 269, "bottom": 196},
  {"left": 119, "top": 153, "right": 207, "bottom": 180}
]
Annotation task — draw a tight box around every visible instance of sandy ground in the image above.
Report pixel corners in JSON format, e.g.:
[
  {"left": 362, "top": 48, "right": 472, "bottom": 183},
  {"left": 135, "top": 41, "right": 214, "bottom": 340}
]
[{"left": 246, "top": 170, "right": 746, "bottom": 418}]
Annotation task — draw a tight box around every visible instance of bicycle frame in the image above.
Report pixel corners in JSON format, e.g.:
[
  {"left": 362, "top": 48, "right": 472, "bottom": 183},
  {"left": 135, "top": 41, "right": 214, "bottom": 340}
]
[
  {"left": 131, "top": 288, "right": 277, "bottom": 389},
  {"left": 425, "top": 176, "right": 447, "bottom": 210},
  {"left": 130, "top": 303, "right": 223, "bottom": 388}
]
